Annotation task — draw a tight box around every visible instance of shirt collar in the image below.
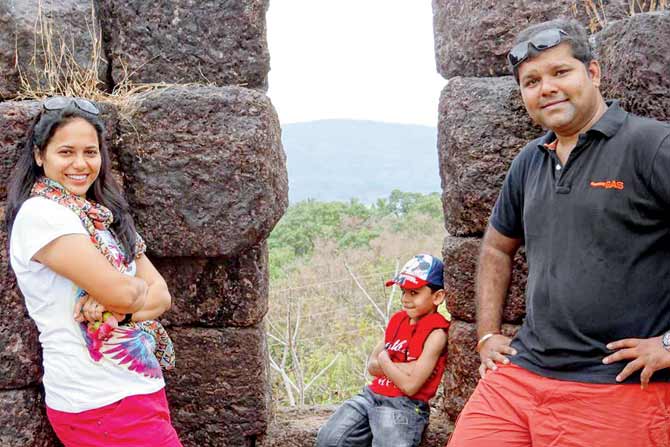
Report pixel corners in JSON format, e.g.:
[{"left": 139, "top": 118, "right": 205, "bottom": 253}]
[
  {"left": 536, "top": 100, "right": 627, "bottom": 151},
  {"left": 536, "top": 131, "right": 558, "bottom": 151},
  {"left": 589, "top": 100, "right": 627, "bottom": 138}
]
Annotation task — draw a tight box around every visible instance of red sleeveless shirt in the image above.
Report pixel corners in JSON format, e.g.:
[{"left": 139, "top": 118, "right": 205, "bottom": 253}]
[{"left": 368, "top": 310, "right": 449, "bottom": 402}]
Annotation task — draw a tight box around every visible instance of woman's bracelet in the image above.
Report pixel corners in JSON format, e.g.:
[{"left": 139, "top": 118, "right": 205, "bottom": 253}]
[{"left": 475, "top": 332, "right": 499, "bottom": 353}]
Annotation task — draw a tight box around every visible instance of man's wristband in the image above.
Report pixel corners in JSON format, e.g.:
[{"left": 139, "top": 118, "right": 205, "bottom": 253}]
[
  {"left": 120, "top": 313, "right": 133, "bottom": 325},
  {"left": 475, "top": 332, "right": 499, "bottom": 353}
]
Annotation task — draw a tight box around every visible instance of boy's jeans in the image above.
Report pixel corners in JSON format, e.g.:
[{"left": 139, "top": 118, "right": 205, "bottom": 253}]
[{"left": 316, "top": 387, "right": 429, "bottom": 447}]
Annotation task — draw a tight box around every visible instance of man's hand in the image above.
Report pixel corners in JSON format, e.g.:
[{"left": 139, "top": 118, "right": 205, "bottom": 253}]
[
  {"left": 603, "top": 336, "right": 670, "bottom": 388},
  {"left": 478, "top": 334, "right": 517, "bottom": 378}
]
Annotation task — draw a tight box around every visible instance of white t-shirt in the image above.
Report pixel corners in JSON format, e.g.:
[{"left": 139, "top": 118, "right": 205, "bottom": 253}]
[{"left": 10, "top": 197, "right": 164, "bottom": 413}]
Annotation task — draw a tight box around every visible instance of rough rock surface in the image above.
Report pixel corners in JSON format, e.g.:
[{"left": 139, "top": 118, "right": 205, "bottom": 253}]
[
  {"left": 157, "top": 242, "right": 269, "bottom": 328},
  {"left": 443, "top": 236, "right": 527, "bottom": 324},
  {"left": 259, "top": 406, "right": 333, "bottom": 447},
  {"left": 438, "top": 77, "right": 543, "bottom": 237},
  {"left": 0, "top": 101, "right": 41, "bottom": 200},
  {"left": 443, "top": 320, "right": 520, "bottom": 419},
  {"left": 165, "top": 325, "right": 269, "bottom": 447},
  {"left": 0, "top": 0, "right": 106, "bottom": 99},
  {"left": 117, "top": 85, "right": 287, "bottom": 258},
  {"left": 432, "top": 0, "right": 629, "bottom": 79},
  {"left": 99, "top": 103, "right": 124, "bottom": 190},
  {"left": 97, "top": 0, "right": 270, "bottom": 90},
  {"left": 0, "top": 279, "right": 42, "bottom": 390},
  {"left": 595, "top": 11, "right": 670, "bottom": 122},
  {"left": 259, "top": 405, "right": 453, "bottom": 447},
  {"left": 0, "top": 387, "right": 60, "bottom": 447},
  {"left": 0, "top": 205, "right": 42, "bottom": 390}
]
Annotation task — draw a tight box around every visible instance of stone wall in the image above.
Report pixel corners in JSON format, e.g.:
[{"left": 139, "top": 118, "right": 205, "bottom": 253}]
[
  {"left": 432, "top": 0, "right": 629, "bottom": 79},
  {"left": 433, "top": 1, "right": 670, "bottom": 419},
  {"left": 0, "top": 0, "right": 106, "bottom": 100},
  {"left": 258, "top": 406, "right": 454, "bottom": 447},
  {"left": 0, "top": 1, "right": 285, "bottom": 446},
  {"left": 96, "top": 0, "right": 270, "bottom": 90}
]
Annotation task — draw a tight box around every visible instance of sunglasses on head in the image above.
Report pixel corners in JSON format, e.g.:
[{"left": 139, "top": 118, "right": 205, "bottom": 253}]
[
  {"left": 42, "top": 96, "right": 100, "bottom": 115},
  {"left": 507, "top": 28, "right": 569, "bottom": 69}
]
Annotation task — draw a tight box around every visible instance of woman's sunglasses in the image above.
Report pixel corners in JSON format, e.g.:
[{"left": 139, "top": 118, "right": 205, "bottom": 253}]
[
  {"left": 42, "top": 96, "right": 100, "bottom": 115},
  {"left": 507, "top": 28, "right": 569, "bottom": 69}
]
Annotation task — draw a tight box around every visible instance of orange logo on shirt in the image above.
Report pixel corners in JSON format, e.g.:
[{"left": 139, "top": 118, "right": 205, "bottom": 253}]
[{"left": 590, "top": 180, "right": 624, "bottom": 190}]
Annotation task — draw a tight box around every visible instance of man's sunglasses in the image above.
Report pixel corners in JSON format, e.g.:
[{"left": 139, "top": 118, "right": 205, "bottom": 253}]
[
  {"left": 43, "top": 96, "right": 100, "bottom": 115},
  {"left": 507, "top": 28, "right": 569, "bottom": 69}
]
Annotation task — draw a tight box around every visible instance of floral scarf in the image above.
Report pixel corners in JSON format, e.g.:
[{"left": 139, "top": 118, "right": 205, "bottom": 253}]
[{"left": 31, "top": 177, "right": 175, "bottom": 378}]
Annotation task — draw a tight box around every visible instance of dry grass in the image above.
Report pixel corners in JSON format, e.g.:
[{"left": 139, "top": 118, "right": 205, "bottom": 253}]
[
  {"left": 630, "top": 0, "right": 667, "bottom": 14},
  {"left": 580, "top": 0, "right": 608, "bottom": 33},
  {"left": 16, "top": 0, "right": 107, "bottom": 101},
  {"left": 14, "top": 0, "right": 208, "bottom": 115},
  {"left": 581, "top": 0, "right": 666, "bottom": 31}
]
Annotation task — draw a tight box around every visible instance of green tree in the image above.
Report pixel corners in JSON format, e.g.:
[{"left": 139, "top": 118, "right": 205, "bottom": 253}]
[{"left": 268, "top": 191, "right": 443, "bottom": 279}]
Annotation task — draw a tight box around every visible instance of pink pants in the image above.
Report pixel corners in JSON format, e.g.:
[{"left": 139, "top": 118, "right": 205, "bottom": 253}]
[
  {"left": 448, "top": 364, "right": 670, "bottom": 447},
  {"left": 47, "top": 388, "right": 182, "bottom": 447}
]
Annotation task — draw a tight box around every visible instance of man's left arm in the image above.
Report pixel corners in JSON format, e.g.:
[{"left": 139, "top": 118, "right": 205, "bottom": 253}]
[
  {"left": 648, "top": 132, "right": 670, "bottom": 206},
  {"left": 603, "top": 133, "right": 670, "bottom": 388},
  {"left": 377, "top": 329, "right": 447, "bottom": 396}
]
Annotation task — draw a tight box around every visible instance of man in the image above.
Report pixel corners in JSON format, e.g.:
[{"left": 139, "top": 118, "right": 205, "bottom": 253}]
[{"left": 448, "top": 18, "right": 670, "bottom": 446}]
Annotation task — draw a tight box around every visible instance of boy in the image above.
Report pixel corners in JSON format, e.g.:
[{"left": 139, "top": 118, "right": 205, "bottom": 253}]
[{"left": 316, "top": 254, "right": 450, "bottom": 447}]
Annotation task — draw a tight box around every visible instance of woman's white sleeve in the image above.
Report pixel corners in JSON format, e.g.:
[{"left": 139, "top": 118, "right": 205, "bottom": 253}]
[{"left": 10, "top": 198, "right": 88, "bottom": 266}]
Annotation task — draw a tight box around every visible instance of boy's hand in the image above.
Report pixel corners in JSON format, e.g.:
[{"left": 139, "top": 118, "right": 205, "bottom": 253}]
[
  {"left": 367, "top": 340, "right": 386, "bottom": 377},
  {"left": 478, "top": 334, "right": 516, "bottom": 378},
  {"left": 377, "top": 350, "right": 417, "bottom": 371},
  {"left": 377, "top": 350, "right": 416, "bottom": 375},
  {"left": 377, "top": 349, "right": 391, "bottom": 365}
]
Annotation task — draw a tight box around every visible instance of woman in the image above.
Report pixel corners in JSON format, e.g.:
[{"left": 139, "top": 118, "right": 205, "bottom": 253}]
[{"left": 5, "top": 97, "right": 182, "bottom": 446}]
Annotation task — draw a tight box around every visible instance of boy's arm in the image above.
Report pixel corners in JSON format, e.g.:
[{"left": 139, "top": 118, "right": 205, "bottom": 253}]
[
  {"left": 367, "top": 340, "right": 386, "bottom": 376},
  {"left": 368, "top": 339, "right": 418, "bottom": 378},
  {"left": 377, "top": 328, "right": 447, "bottom": 396}
]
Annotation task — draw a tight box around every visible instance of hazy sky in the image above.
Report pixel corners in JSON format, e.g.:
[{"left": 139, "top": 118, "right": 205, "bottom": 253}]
[{"left": 266, "top": 1, "right": 446, "bottom": 127}]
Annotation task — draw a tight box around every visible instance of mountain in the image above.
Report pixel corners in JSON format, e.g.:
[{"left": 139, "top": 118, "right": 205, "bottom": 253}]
[{"left": 280, "top": 120, "right": 441, "bottom": 203}]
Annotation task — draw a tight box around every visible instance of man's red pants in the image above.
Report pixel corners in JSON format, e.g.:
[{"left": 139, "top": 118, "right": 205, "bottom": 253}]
[{"left": 448, "top": 364, "right": 670, "bottom": 447}]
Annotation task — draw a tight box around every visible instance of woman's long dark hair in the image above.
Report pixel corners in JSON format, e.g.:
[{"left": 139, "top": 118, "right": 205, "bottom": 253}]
[{"left": 5, "top": 103, "right": 139, "bottom": 259}]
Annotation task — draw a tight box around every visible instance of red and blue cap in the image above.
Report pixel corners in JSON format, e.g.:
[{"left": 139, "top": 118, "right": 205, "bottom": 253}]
[{"left": 385, "top": 254, "right": 444, "bottom": 290}]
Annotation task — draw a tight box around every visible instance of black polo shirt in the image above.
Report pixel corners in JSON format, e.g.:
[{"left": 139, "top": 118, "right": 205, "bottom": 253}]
[{"left": 491, "top": 101, "right": 670, "bottom": 383}]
